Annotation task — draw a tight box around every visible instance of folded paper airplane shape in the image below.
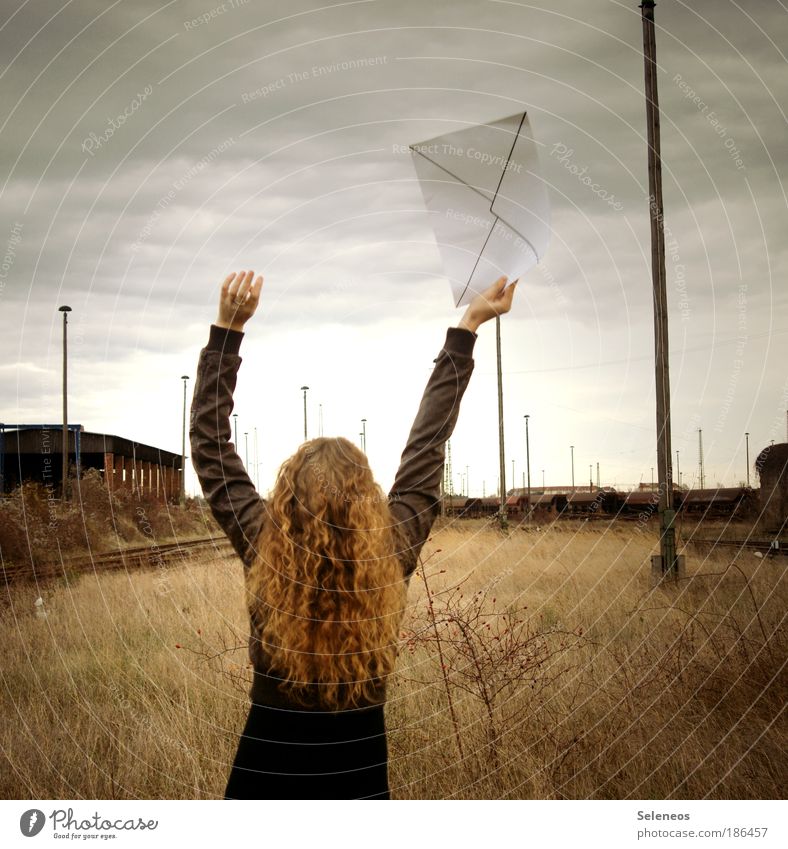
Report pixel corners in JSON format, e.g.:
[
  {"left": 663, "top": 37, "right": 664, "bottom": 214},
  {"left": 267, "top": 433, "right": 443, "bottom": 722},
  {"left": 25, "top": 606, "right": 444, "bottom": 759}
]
[{"left": 410, "top": 111, "right": 550, "bottom": 307}]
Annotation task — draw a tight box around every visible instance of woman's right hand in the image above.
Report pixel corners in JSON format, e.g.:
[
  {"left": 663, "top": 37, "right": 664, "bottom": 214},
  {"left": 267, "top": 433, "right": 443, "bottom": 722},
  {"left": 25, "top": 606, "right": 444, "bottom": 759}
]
[
  {"left": 216, "top": 270, "right": 264, "bottom": 332},
  {"left": 457, "top": 275, "right": 518, "bottom": 333}
]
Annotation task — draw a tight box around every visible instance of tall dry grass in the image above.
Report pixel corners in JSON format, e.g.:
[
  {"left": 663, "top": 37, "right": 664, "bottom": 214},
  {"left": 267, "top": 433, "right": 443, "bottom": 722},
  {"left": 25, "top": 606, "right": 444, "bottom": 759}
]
[
  {"left": 0, "top": 470, "right": 217, "bottom": 570},
  {"left": 1, "top": 520, "right": 784, "bottom": 799}
]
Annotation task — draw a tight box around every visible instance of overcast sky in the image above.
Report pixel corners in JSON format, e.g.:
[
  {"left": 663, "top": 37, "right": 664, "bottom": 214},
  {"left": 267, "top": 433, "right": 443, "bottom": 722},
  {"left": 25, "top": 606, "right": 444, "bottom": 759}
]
[{"left": 1, "top": 0, "right": 785, "bottom": 497}]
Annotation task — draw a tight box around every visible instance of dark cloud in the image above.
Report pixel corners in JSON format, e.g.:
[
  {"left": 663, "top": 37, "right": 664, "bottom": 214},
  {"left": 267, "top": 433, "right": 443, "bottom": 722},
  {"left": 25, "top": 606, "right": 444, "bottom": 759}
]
[{"left": 1, "top": 0, "right": 785, "bottom": 489}]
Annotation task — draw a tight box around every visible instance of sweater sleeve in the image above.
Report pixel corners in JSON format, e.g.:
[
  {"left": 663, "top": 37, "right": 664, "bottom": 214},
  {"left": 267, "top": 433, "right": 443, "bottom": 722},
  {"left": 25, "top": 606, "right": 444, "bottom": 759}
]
[
  {"left": 388, "top": 326, "right": 477, "bottom": 578},
  {"left": 189, "top": 324, "right": 266, "bottom": 568}
]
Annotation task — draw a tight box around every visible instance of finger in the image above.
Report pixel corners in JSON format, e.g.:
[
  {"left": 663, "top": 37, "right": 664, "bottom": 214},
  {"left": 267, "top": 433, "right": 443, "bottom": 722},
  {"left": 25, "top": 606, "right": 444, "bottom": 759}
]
[
  {"left": 249, "top": 275, "right": 263, "bottom": 303},
  {"left": 221, "top": 272, "right": 236, "bottom": 296},
  {"left": 237, "top": 269, "right": 254, "bottom": 303},
  {"left": 227, "top": 270, "right": 245, "bottom": 300},
  {"left": 491, "top": 274, "right": 507, "bottom": 293},
  {"left": 480, "top": 276, "right": 505, "bottom": 307}
]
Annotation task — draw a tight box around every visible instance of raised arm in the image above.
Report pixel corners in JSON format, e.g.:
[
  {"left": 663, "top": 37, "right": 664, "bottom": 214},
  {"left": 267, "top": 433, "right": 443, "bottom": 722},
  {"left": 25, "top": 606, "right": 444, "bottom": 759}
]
[
  {"left": 388, "top": 276, "right": 519, "bottom": 578},
  {"left": 189, "top": 271, "right": 265, "bottom": 568}
]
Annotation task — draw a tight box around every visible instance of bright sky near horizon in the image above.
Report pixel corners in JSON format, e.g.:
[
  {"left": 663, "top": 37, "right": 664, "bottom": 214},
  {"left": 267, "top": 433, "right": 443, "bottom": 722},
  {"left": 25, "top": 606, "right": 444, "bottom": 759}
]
[{"left": 1, "top": 0, "right": 786, "bottom": 498}]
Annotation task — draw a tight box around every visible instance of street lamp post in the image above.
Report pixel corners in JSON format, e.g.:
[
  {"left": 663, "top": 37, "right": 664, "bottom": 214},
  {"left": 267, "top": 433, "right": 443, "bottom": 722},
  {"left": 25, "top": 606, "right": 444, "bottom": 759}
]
[
  {"left": 233, "top": 413, "right": 238, "bottom": 448},
  {"left": 524, "top": 414, "right": 531, "bottom": 522},
  {"left": 676, "top": 449, "right": 681, "bottom": 488},
  {"left": 300, "top": 386, "right": 309, "bottom": 440},
  {"left": 244, "top": 432, "right": 249, "bottom": 471},
  {"left": 58, "top": 305, "right": 72, "bottom": 501},
  {"left": 254, "top": 427, "right": 258, "bottom": 488},
  {"left": 180, "top": 375, "right": 189, "bottom": 504},
  {"left": 745, "top": 432, "right": 750, "bottom": 487},
  {"left": 570, "top": 445, "right": 575, "bottom": 491},
  {"left": 589, "top": 464, "right": 593, "bottom": 492},
  {"left": 361, "top": 418, "right": 367, "bottom": 453},
  {"left": 495, "top": 316, "right": 507, "bottom": 530}
]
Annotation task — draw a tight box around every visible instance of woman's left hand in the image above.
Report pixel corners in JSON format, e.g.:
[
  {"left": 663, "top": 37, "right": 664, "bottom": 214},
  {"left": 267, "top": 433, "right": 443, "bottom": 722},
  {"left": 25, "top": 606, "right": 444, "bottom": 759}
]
[{"left": 216, "top": 270, "right": 264, "bottom": 331}]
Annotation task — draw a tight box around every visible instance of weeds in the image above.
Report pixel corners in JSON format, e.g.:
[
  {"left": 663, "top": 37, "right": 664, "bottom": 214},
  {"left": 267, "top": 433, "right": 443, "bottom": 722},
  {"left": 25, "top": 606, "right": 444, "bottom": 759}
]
[{"left": 0, "top": 523, "right": 784, "bottom": 799}]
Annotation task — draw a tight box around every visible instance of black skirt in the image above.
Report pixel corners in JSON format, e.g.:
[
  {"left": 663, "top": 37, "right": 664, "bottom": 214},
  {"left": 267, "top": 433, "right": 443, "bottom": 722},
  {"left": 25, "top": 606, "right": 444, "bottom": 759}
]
[{"left": 224, "top": 699, "right": 390, "bottom": 800}]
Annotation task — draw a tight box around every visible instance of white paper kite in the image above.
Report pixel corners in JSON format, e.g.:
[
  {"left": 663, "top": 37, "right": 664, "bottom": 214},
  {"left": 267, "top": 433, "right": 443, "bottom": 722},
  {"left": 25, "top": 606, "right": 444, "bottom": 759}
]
[{"left": 409, "top": 111, "right": 550, "bottom": 307}]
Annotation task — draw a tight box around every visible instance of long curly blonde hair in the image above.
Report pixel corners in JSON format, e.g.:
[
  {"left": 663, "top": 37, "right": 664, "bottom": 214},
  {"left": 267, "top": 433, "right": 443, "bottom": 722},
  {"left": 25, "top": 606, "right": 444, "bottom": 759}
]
[{"left": 245, "top": 437, "right": 408, "bottom": 711}]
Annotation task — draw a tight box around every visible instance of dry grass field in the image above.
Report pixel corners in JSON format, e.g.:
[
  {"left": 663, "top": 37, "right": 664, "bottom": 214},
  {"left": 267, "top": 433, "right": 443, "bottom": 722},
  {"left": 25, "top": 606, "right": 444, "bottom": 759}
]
[{"left": 1, "top": 519, "right": 785, "bottom": 799}]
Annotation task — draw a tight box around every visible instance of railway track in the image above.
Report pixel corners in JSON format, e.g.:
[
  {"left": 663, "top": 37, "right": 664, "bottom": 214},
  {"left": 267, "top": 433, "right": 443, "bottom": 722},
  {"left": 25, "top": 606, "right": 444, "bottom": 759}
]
[
  {"left": 686, "top": 536, "right": 786, "bottom": 557},
  {"left": 1, "top": 536, "right": 237, "bottom": 584}
]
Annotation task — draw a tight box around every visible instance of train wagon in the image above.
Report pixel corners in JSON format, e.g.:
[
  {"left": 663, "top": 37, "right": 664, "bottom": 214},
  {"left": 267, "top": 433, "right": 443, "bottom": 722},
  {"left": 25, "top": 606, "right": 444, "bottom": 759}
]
[
  {"left": 564, "top": 488, "right": 618, "bottom": 518},
  {"left": 505, "top": 494, "right": 529, "bottom": 518},
  {"left": 530, "top": 492, "right": 568, "bottom": 519},
  {"left": 615, "top": 489, "right": 662, "bottom": 518},
  {"left": 443, "top": 495, "right": 472, "bottom": 517},
  {"left": 679, "top": 487, "right": 756, "bottom": 519}
]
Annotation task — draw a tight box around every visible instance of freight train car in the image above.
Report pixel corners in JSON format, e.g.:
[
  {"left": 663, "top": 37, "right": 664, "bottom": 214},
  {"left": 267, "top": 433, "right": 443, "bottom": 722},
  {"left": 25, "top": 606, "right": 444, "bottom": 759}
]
[
  {"left": 678, "top": 487, "right": 756, "bottom": 519},
  {"left": 564, "top": 488, "right": 619, "bottom": 518},
  {"left": 445, "top": 486, "right": 758, "bottom": 523}
]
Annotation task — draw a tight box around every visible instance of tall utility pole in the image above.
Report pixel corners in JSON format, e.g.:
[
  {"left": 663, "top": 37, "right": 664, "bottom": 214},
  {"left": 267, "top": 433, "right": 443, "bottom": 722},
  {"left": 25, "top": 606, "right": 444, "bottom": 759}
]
[
  {"left": 495, "top": 316, "right": 508, "bottom": 529},
  {"left": 361, "top": 418, "right": 367, "bottom": 453},
  {"left": 596, "top": 461, "right": 600, "bottom": 489},
  {"left": 590, "top": 464, "right": 593, "bottom": 491},
  {"left": 524, "top": 414, "right": 531, "bottom": 522},
  {"left": 676, "top": 449, "right": 681, "bottom": 488},
  {"left": 745, "top": 431, "right": 750, "bottom": 487},
  {"left": 233, "top": 413, "right": 238, "bottom": 448},
  {"left": 698, "top": 428, "right": 705, "bottom": 489},
  {"left": 300, "top": 385, "right": 309, "bottom": 440},
  {"left": 445, "top": 439, "right": 453, "bottom": 496},
  {"left": 254, "top": 427, "right": 259, "bottom": 489},
  {"left": 180, "top": 375, "right": 189, "bottom": 504},
  {"left": 641, "top": 0, "right": 680, "bottom": 581},
  {"left": 570, "top": 445, "right": 575, "bottom": 490},
  {"left": 244, "top": 432, "right": 249, "bottom": 471},
  {"left": 58, "top": 305, "right": 72, "bottom": 501}
]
